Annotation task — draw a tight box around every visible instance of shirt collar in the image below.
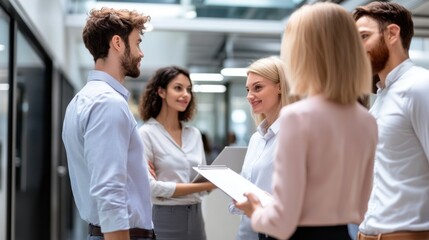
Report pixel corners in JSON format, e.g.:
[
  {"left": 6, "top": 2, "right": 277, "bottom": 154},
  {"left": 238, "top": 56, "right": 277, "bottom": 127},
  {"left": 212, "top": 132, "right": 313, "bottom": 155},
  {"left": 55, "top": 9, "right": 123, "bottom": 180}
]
[
  {"left": 256, "top": 118, "right": 280, "bottom": 140},
  {"left": 147, "top": 117, "right": 190, "bottom": 130},
  {"left": 87, "top": 70, "right": 130, "bottom": 100},
  {"left": 377, "top": 59, "right": 414, "bottom": 91}
]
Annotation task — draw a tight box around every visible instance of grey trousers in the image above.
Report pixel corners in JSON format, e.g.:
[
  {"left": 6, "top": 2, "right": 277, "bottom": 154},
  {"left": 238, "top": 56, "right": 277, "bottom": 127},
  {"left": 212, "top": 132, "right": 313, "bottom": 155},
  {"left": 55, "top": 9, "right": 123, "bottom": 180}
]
[{"left": 152, "top": 203, "right": 206, "bottom": 240}]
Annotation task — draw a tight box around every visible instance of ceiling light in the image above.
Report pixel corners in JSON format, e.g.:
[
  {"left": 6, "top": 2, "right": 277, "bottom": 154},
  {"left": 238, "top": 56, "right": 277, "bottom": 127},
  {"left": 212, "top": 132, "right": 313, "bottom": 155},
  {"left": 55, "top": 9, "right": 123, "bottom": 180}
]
[
  {"left": 0, "top": 44, "right": 5, "bottom": 51},
  {"left": 94, "top": 2, "right": 183, "bottom": 18},
  {"left": 184, "top": 10, "right": 197, "bottom": 19},
  {"left": 0, "top": 83, "right": 9, "bottom": 91},
  {"left": 205, "top": 0, "right": 299, "bottom": 8},
  {"left": 193, "top": 84, "right": 226, "bottom": 93},
  {"left": 191, "top": 73, "right": 224, "bottom": 82},
  {"left": 231, "top": 109, "right": 247, "bottom": 124},
  {"left": 221, "top": 68, "right": 247, "bottom": 77}
]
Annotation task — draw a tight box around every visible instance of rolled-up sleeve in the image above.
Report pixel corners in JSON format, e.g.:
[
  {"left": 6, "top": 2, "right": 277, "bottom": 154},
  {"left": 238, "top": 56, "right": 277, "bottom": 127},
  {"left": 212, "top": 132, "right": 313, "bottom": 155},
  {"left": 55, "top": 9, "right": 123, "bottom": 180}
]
[{"left": 84, "top": 93, "right": 131, "bottom": 232}]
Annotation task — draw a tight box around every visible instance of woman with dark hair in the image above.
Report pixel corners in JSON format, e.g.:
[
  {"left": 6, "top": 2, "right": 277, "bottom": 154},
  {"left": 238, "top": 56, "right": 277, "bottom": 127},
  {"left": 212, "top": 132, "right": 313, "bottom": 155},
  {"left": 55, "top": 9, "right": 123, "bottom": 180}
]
[{"left": 138, "top": 66, "right": 216, "bottom": 240}]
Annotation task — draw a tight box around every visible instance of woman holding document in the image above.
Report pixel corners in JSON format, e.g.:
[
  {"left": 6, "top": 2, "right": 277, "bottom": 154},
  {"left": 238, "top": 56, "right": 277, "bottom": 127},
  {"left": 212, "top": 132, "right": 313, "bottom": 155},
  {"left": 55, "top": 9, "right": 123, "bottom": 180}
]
[
  {"left": 235, "top": 2, "right": 377, "bottom": 240},
  {"left": 138, "top": 66, "right": 216, "bottom": 240},
  {"left": 229, "top": 56, "right": 299, "bottom": 240}
]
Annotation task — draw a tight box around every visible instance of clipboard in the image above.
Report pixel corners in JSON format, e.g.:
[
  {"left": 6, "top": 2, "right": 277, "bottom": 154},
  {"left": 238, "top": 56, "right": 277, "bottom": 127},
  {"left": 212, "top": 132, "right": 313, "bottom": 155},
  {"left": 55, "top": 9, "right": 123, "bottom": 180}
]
[
  {"left": 192, "top": 146, "right": 247, "bottom": 183},
  {"left": 193, "top": 166, "right": 273, "bottom": 206}
]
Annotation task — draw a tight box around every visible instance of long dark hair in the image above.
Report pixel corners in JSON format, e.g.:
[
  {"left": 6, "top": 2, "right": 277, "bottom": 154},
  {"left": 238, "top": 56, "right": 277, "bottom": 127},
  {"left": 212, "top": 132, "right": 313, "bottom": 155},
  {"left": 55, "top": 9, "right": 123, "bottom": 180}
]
[{"left": 138, "top": 66, "right": 196, "bottom": 121}]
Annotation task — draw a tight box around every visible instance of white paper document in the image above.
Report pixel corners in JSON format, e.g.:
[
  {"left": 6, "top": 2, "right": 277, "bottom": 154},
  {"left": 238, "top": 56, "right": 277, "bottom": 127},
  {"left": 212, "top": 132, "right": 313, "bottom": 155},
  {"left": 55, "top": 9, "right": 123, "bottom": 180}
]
[
  {"left": 193, "top": 166, "right": 273, "bottom": 206},
  {"left": 192, "top": 146, "right": 247, "bottom": 183}
]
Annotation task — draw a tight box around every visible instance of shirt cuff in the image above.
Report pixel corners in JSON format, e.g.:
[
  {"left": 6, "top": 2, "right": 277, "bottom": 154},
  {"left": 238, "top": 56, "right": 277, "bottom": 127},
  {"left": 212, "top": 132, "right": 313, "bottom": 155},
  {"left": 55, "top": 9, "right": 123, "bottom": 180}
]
[
  {"left": 150, "top": 180, "right": 176, "bottom": 198},
  {"left": 228, "top": 202, "right": 244, "bottom": 215},
  {"left": 99, "top": 207, "right": 130, "bottom": 233}
]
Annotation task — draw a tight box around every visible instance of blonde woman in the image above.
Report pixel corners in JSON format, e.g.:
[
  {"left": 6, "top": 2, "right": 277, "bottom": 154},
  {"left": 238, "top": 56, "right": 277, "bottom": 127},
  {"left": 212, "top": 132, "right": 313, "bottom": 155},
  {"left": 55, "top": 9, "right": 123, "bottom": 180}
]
[
  {"left": 229, "top": 56, "right": 299, "bottom": 240},
  {"left": 235, "top": 2, "right": 378, "bottom": 240}
]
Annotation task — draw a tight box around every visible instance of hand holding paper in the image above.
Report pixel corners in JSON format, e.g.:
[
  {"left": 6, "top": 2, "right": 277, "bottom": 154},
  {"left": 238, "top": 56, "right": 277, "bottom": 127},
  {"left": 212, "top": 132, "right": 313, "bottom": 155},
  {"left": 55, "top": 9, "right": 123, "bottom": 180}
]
[
  {"left": 192, "top": 166, "right": 273, "bottom": 206},
  {"left": 234, "top": 192, "right": 263, "bottom": 218}
]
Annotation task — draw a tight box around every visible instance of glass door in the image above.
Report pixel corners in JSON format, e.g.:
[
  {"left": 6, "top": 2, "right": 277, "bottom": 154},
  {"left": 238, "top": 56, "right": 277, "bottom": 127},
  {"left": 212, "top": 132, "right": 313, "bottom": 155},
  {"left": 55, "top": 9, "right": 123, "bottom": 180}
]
[
  {"left": 0, "top": 7, "right": 10, "bottom": 240},
  {"left": 13, "top": 29, "right": 50, "bottom": 240}
]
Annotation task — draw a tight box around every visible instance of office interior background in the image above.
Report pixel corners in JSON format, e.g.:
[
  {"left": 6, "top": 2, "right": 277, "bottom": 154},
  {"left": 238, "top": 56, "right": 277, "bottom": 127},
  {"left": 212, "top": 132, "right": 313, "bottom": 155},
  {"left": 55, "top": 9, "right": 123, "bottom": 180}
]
[{"left": 0, "top": 0, "right": 428, "bottom": 239}]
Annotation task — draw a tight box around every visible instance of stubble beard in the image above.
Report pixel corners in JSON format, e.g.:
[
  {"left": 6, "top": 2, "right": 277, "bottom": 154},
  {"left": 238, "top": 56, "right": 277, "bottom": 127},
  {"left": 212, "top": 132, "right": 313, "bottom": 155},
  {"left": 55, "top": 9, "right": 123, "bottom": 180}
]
[{"left": 121, "top": 46, "right": 141, "bottom": 78}]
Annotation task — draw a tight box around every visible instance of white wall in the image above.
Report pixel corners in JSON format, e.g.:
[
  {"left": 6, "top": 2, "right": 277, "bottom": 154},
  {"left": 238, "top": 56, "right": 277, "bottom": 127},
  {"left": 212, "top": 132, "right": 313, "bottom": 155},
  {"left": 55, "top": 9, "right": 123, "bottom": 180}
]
[
  {"left": 16, "top": 0, "right": 66, "bottom": 67},
  {"left": 14, "top": 0, "right": 88, "bottom": 89}
]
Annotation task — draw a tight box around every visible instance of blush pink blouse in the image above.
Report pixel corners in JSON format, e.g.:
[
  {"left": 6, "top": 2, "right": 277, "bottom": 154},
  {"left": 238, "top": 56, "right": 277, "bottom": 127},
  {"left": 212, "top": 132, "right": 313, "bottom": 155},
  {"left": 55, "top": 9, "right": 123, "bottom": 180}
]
[{"left": 251, "top": 95, "right": 377, "bottom": 239}]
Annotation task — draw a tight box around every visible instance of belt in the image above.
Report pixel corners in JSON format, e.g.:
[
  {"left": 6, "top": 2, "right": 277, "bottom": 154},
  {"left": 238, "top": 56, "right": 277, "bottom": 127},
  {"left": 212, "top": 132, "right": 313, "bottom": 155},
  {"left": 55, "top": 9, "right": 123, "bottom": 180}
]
[
  {"left": 358, "top": 231, "right": 429, "bottom": 240},
  {"left": 89, "top": 224, "right": 156, "bottom": 239},
  {"left": 258, "top": 233, "right": 277, "bottom": 240}
]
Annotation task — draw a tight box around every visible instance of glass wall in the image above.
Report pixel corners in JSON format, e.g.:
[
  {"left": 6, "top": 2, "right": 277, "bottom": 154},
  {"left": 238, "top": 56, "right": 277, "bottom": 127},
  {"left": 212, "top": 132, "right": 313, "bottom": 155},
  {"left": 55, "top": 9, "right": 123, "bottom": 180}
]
[
  {"left": 0, "top": 7, "right": 10, "bottom": 240},
  {"left": 227, "top": 80, "right": 254, "bottom": 146},
  {"left": 190, "top": 79, "right": 255, "bottom": 163},
  {"left": 192, "top": 92, "right": 226, "bottom": 163},
  {"left": 14, "top": 29, "right": 50, "bottom": 240}
]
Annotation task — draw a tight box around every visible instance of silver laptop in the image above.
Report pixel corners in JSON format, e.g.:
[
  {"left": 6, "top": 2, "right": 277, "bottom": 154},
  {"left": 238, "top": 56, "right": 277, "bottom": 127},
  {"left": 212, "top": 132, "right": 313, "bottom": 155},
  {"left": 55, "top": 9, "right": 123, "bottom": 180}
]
[{"left": 192, "top": 146, "right": 247, "bottom": 183}]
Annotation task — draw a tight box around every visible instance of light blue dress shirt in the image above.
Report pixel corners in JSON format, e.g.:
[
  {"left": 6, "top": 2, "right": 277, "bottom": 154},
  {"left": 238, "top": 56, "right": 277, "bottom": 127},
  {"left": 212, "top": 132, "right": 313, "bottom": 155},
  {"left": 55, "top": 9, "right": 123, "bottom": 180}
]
[
  {"left": 62, "top": 70, "right": 153, "bottom": 233},
  {"left": 230, "top": 118, "right": 279, "bottom": 240}
]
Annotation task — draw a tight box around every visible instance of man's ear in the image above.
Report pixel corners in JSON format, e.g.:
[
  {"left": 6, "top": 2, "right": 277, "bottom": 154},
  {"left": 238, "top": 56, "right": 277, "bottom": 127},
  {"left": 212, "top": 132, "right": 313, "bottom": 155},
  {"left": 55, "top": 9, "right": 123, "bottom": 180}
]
[
  {"left": 110, "top": 35, "right": 123, "bottom": 51},
  {"left": 385, "top": 24, "right": 401, "bottom": 46}
]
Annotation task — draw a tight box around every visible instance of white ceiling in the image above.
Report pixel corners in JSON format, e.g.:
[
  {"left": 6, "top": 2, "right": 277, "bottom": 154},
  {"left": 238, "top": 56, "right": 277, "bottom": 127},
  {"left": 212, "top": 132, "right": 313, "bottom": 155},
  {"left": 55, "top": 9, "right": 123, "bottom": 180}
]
[{"left": 65, "top": 0, "right": 429, "bottom": 92}]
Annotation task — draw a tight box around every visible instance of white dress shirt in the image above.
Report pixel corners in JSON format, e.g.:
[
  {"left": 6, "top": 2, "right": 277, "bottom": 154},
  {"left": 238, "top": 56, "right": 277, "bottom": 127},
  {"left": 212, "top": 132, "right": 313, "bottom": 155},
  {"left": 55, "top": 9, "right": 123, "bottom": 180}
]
[
  {"left": 138, "top": 118, "right": 207, "bottom": 205},
  {"left": 360, "top": 59, "right": 429, "bottom": 234},
  {"left": 231, "top": 119, "right": 279, "bottom": 240},
  {"left": 62, "top": 70, "right": 153, "bottom": 232}
]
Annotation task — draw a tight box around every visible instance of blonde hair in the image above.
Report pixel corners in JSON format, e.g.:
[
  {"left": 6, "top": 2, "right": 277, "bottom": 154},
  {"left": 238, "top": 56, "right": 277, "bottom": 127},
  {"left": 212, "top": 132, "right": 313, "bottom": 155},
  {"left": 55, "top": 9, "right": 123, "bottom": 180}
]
[
  {"left": 281, "top": 2, "right": 372, "bottom": 104},
  {"left": 247, "top": 56, "right": 299, "bottom": 125}
]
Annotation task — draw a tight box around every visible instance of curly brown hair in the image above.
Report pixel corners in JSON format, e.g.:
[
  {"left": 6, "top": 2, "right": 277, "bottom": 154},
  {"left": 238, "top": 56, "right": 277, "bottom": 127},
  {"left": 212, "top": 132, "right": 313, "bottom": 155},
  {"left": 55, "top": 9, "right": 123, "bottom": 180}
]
[
  {"left": 82, "top": 8, "right": 150, "bottom": 62},
  {"left": 139, "top": 66, "right": 196, "bottom": 122}
]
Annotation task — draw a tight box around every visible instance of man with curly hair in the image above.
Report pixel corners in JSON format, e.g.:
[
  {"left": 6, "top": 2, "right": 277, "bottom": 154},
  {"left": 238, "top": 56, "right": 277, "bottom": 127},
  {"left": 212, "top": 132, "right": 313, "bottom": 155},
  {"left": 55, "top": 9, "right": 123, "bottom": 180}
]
[{"left": 62, "top": 8, "right": 155, "bottom": 240}]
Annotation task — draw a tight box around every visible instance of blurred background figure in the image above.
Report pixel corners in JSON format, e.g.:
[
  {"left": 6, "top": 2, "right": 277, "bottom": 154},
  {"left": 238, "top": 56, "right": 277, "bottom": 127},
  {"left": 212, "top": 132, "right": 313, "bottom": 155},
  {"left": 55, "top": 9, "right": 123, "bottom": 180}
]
[
  {"left": 227, "top": 131, "right": 238, "bottom": 146},
  {"left": 201, "top": 132, "right": 216, "bottom": 165}
]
